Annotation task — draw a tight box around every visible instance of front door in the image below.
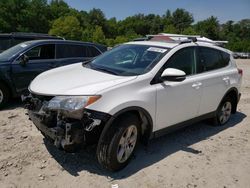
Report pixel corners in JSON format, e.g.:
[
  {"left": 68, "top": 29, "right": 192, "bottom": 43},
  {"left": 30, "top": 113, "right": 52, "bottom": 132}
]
[
  {"left": 11, "top": 44, "right": 57, "bottom": 94},
  {"left": 155, "top": 47, "right": 203, "bottom": 131}
]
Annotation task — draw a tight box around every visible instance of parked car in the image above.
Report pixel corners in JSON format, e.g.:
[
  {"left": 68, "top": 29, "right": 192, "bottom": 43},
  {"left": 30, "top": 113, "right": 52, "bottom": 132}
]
[
  {"left": 25, "top": 38, "right": 242, "bottom": 171},
  {"left": 0, "top": 40, "right": 107, "bottom": 107},
  {"left": 0, "top": 32, "right": 64, "bottom": 53}
]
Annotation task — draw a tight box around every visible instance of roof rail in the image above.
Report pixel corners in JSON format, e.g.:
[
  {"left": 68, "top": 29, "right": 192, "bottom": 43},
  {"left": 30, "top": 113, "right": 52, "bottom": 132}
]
[{"left": 141, "top": 33, "right": 228, "bottom": 47}]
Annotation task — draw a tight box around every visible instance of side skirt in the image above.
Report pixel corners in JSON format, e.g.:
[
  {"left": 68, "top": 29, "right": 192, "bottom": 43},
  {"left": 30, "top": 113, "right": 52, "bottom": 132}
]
[{"left": 151, "top": 111, "right": 216, "bottom": 139}]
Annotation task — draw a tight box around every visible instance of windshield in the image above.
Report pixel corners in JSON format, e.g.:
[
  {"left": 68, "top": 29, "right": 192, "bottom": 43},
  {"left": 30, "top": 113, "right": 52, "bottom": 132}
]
[
  {"left": 0, "top": 41, "right": 33, "bottom": 61},
  {"left": 88, "top": 44, "right": 169, "bottom": 76}
]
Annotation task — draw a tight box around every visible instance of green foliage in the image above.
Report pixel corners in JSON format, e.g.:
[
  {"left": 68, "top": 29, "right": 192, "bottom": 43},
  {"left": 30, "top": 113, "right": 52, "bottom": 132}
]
[
  {"left": 0, "top": 0, "right": 249, "bottom": 51},
  {"left": 92, "top": 26, "right": 106, "bottom": 44},
  {"left": 172, "top": 8, "right": 194, "bottom": 33},
  {"left": 49, "top": 16, "right": 82, "bottom": 40},
  {"left": 194, "top": 16, "right": 220, "bottom": 39}
]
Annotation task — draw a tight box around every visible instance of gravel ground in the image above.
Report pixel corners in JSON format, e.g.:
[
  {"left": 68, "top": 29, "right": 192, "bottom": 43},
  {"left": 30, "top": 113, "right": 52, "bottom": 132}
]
[{"left": 0, "top": 59, "right": 249, "bottom": 188}]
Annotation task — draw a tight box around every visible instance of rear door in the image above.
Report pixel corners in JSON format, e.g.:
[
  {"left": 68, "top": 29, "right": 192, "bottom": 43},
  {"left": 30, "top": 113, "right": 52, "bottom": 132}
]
[
  {"left": 11, "top": 43, "right": 57, "bottom": 93},
  {"left": 196, "top": 47, "right": 232, "bottom": 115}
]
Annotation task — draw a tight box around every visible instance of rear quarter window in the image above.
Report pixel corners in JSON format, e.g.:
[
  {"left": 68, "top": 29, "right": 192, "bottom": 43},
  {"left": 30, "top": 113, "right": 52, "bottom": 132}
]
[{"left": 87, "top": 46, "right": 101, "bottom": 57}]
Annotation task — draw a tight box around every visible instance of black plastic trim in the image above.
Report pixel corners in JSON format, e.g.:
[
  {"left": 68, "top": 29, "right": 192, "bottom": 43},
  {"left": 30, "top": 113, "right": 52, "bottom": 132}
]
[{"left": 152, "top": 111, "right": 216, "bottom": 139}]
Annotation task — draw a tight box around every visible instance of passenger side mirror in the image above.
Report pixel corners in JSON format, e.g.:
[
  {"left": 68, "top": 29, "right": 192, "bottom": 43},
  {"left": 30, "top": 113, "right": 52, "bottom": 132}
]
[
  {"left": 19, "top": 54, "right": 29, "bottom": 66},
  {"left": 161, "top": 68, "right": 186, "bottom": 82}
]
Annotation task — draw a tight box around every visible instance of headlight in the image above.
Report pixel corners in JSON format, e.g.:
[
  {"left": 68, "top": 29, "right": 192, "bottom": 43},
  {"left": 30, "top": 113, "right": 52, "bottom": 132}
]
[{"left": 47, "top": 95, "right": 101, "bottom": 112}]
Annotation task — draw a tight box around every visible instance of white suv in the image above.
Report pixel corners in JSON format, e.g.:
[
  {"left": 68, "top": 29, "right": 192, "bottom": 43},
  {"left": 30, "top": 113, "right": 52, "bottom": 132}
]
[{"left": 25, "top": 39, "right": 242, "bottom": 171}]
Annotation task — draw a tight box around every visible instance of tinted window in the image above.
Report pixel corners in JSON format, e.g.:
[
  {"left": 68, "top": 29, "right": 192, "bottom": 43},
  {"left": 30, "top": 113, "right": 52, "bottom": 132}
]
[
  {"left": 87, "top": 46, "right": 101, "bottom": 57},
  {"left": 25, "top": 44, "right": 55, "bottom": 60},
  {"left": 198, "top": 47, "right": 228, "bottom": 72},
  {"left": 221, "top": 51, "right": 230, "bottom": 67},
  {"left": 57, "top": 44, "right": 88, "bottom": 58},
  {"left": 165, "top": 47, "right": 196, "bottom": 75}
]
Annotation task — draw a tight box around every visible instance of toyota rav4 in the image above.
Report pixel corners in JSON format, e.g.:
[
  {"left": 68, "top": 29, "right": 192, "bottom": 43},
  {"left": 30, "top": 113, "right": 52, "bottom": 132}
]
[{"left": 25, "top": 38, "right": 242, "bottom": 171}]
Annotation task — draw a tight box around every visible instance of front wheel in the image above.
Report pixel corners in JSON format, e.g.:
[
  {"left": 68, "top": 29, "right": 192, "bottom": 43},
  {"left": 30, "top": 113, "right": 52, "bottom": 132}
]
[
  {"left": 214, "top": 97, "right": 233, "bottom": 125},
  {"left": 97, "top": 114, "right": 140, "bottom": 171}
]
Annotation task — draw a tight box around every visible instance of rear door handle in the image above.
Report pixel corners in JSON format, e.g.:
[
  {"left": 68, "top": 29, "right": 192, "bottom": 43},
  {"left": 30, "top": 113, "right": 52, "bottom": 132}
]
[{"left": 192, "top": 82, "right": 202, "bottom": 89}]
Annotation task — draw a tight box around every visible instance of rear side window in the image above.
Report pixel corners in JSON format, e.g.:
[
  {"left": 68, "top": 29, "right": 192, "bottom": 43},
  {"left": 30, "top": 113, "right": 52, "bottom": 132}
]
[
  {"left": 57, "top": 44, "right": 88, "bottom": 58},
  {"left": 198, "top": 47, "right": 229, "bottom": 72},
  {"left": 87, "top": 46, "right": 101, "bottom": 57},
  {"left": 164, "top": 47, "right": 197, "bottom": 75}
]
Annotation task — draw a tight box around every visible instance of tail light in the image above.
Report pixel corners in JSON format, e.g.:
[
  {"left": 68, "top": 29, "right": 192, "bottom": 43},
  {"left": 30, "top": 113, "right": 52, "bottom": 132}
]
[{"left": 238, "top": 68, "right": 243, "bottom": 76}]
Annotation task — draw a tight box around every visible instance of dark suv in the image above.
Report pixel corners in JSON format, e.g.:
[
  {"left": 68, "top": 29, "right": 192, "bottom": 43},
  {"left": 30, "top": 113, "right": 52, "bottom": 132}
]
[
  {"left": 0, "top": 40, "right": 107, "bottom": 107},
  {"left": 0, "top": 32, "right": 64, "bottom": 53}
]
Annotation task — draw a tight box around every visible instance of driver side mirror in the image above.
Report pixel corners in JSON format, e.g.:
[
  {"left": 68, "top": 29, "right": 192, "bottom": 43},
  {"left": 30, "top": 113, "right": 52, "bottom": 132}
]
[
  {"left": 161, "top": 68, "right": 186, "bottom": 82},
  {"left": 19, "top": 54, "right": 29, "bottom": 66}
]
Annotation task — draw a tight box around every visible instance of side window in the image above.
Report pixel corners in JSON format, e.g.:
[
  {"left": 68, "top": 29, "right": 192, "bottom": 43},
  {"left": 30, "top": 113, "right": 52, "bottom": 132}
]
[
  {"left": 57, "top": 44, "right": 88, "bottom": 58},
  {"left": 87, "top": 46, "right": 101, "bottom": 57},
  {"left": 25, "top": 44, "right": 55, "bottom": 60},
  {"left": 165, "top": 47, "right": 196, "bottom": 75},
  {"left": 221, "top": 51, "right": 230, "bottom": 67},
  {"left": 198, "top": 47, "right": 228, "bottom": 72}
]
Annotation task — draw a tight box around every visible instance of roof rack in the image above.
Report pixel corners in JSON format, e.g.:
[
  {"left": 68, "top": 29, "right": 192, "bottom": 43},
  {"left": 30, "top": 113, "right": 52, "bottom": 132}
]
[{"left": 134, "top": 33, "right": 228, "bottom": 47}]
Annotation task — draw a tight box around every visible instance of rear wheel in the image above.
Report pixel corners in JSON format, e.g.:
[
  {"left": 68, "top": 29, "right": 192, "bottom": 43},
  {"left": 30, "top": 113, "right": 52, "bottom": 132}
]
[
  {"left": 97, "top": 114, "right": 140, "bottom": 171},
  {"left": 214, "top": 97, "right": 233, "bottom": 125},
  {"left": 0, "top": 83, "right": 10, "bottom": 109}
]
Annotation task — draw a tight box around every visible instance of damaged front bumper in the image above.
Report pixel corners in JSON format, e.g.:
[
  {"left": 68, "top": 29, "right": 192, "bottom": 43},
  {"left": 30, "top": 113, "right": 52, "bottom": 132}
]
[{"left": 24, "top": 94, "right": 111, "bottom": 151}]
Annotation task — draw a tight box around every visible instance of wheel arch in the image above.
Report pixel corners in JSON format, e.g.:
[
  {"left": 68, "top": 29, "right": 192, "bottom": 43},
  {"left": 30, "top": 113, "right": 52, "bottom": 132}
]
[
  {"left": 97, "top": 106, "right": 153, "bottom": 147},
  {"left": 218, "top": 87, "right": 239, "bottom": 114}
]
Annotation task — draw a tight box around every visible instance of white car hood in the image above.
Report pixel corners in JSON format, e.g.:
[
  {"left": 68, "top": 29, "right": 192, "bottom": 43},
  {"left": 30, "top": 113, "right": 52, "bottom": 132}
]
[{"left": 29, "top": 63, "right": 137, "bottom": 96}]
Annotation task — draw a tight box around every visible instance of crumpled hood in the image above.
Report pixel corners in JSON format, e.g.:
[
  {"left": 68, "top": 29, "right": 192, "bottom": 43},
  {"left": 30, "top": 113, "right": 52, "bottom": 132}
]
[{"left": 29, "top": 63, "right": 137, "bottom": 96}]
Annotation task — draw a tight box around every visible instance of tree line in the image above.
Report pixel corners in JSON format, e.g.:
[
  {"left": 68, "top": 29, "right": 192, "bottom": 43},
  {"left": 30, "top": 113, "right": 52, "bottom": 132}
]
[{"left": 0, "top": 0, "right": 250, "bottom": 52}]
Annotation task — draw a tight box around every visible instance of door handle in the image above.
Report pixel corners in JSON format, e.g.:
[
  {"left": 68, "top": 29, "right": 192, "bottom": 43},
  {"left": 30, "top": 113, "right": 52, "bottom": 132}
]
[{"left": 192, "top": 82, "right": 202, "bottom": 89}]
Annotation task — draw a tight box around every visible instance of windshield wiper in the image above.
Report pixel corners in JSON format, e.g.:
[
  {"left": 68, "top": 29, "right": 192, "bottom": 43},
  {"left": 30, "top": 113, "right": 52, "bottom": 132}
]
[{"left": 92, "top": 66, "right": 118, "bottom": 75}]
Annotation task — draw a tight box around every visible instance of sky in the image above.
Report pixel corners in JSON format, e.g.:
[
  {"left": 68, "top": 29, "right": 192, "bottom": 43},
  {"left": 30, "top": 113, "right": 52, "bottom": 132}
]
[{"left": 64, "top": 0, "right": 250, "bottom": 23}]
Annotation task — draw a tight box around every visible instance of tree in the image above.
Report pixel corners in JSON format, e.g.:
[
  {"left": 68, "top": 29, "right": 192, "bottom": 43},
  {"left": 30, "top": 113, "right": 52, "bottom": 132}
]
[
  {"left": 49, "top": 16, "right": 82, "bottom": 40},
  {"left": 49, "top": 0, "right": 70, "bottom": 20},
  {"left": 172, "top": 8, "right": 194, "bottom": 33},
  {"left": 0, "top": 0, "right": 29, "bottom": 32},
  {"left": 92, "top": 26, "right": 106, "bottom": 44},
  {"left": 182, "top": 27, "right": 197, "bottom": 35},
  {"left": 21, "top": 0, "right": 50, "bottom": 33},
  {"left": 194, "top": 16, "right": 220, "bottom": 39}
]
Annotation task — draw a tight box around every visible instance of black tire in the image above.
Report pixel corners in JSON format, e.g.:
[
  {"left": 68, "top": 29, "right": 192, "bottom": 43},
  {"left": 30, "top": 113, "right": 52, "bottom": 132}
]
[
  {"left": 97, "top": 113, "right": 140, "bottom": 171},
  {"left": 213, "top": 97, "right": 233, "bottom": 126},
  {"left": 0, "top": 83, "right": 10, "bottom": 109}
]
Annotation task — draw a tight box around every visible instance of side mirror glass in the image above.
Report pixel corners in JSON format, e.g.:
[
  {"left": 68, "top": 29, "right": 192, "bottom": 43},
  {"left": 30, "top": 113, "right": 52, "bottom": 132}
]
[
  {"left": 19, "top": 54, "right": 29, "bottom": 66},
  {"left": 161, "top": 68, "right": 186, "bottom": 82}
]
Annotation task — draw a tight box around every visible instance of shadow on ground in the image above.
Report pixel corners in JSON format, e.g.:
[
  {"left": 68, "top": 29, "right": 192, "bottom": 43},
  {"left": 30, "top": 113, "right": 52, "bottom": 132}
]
[
  {"left": 0, "top": 98, "right": 23, "bottom": 111},
  {"left": 44, "top": 112, "right": 246, "bottom": 179}
]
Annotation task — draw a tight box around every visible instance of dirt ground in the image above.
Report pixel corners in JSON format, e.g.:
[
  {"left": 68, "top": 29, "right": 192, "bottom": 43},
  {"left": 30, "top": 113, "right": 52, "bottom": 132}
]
[{"left": 0, "top": 59, "right": 249, "bottom": 188}]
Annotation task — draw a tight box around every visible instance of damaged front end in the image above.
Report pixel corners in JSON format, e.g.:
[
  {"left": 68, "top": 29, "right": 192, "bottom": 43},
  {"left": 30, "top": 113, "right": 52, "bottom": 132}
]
[{"left": 23, "top": 94, "right": 111, "bottom": 151}]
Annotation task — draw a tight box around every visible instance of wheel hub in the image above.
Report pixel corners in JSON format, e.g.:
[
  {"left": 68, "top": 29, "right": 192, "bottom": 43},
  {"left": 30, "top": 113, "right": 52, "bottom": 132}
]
[
  {"left": 219, "top": 101, "right": 232, "bottom": 124},
  {"left": 117, "top": 125, "right": 137, "bottom": 163}
]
